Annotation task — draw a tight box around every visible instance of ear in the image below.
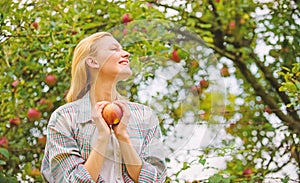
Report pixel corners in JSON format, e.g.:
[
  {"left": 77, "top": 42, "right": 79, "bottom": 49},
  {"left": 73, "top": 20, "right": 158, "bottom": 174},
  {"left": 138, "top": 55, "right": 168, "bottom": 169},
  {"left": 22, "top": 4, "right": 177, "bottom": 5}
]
[{"left": 85, "top": 58, "right": 100, "bottom": 69}]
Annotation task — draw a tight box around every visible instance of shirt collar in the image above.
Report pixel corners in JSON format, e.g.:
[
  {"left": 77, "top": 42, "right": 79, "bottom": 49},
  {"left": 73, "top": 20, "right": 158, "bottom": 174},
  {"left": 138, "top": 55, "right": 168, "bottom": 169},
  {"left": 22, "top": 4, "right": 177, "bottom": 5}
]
[{"left": 76, "top": 91, "right": 92, "bottom": 124}]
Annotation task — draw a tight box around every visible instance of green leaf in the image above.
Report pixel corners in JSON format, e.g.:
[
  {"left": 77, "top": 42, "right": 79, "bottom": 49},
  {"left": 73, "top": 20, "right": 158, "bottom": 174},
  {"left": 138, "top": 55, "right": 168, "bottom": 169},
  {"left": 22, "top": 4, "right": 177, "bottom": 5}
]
[
  {"left": 199, "top": 158, "right": 206, "bottom": 165},
  {"left": 281, "top": 175, "right": 290, "bottom": 183},
  {"left": 282, "top": 66, "right": 290, "bottom": 72},
  {"left": 291, "top": 63, "right": 299, "bottom": 73},
  {"left": 182, "top": 161, "right": 190, "bottom": 170},
  {"left": 284, "top": 82, "right": 297, "bottom": 92},
  {"left": 0, "top": 147, "right": 9, "bottom": 159},
  {"left": 0, "top": 177, "right": 18, "bottom": 183},
  {"left": 295, "top": 80, "right": 300, "bottom": 90},
  {"left": 208, "top": 174, "right": 223, "bottom": 183},
  {"left": 0, "top": 160, "right": 6, "bottom": 165}
]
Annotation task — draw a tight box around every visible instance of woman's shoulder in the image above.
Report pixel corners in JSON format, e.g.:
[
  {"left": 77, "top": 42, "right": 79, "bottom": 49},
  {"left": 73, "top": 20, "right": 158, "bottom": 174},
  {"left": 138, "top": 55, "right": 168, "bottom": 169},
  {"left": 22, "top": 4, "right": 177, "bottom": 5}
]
[
  {"left": 127, "top": 102, "right": 152, "bottom": 113},
  {"left": 127, "top": 102, "right": 158, "bottom": 121},
  {"left": 52, "top": 99, "right": 81, "bottom": 114},
  {"left": 50, "top": 97, "right": 88, "bottom": 122},
  {"left": 47, "top": 98, "right": 86, "bottom": 127}
]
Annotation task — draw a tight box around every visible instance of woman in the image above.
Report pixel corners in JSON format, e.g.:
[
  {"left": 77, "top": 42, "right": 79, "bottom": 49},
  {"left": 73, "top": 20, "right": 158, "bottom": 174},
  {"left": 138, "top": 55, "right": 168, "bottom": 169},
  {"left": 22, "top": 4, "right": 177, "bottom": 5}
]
[{"left": 41, "top": 32, "right": 166, "bottom": 182}]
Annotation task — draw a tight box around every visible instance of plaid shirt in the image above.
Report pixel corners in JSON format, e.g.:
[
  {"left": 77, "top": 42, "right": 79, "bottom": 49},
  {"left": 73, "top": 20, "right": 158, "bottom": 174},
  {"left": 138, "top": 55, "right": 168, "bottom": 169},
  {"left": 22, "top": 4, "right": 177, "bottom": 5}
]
[{"left": 41, "top": 92, "right": 166, "bottom": 182}]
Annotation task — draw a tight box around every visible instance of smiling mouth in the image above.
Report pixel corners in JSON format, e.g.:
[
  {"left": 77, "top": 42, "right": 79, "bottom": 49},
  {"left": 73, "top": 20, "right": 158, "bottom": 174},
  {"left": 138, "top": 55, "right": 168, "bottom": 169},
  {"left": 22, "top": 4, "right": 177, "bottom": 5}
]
[{"left": 119, "top": 60, "right": 129, "bottom": 65}]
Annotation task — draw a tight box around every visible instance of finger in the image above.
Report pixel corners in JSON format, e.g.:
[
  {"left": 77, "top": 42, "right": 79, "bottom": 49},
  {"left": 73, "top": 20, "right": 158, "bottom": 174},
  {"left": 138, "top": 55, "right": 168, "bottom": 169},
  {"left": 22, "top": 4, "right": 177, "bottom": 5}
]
[
  {"left": 113, "top": 101, "right": 130, "bottom": 126},
  {"left": 95, "top": 101, "right": 110, "bottom": 110},
  {"left": 114, "top": 101, "right": 130, "bottom": 116},
  {"left": 94, "top": 101, "right": 110, "bottom": 117}
]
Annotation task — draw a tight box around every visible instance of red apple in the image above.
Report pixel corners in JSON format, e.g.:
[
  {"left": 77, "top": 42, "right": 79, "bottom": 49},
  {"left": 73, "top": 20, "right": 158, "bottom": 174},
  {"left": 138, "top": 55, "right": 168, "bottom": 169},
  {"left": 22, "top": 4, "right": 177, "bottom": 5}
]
[
  {"left": 171, "top": 49, "right": 181, "bottom": 62},
  {"left": 38, "top": 135, "right": 47, "bottom": 147},
  {"left": 191, "top": 85, "right": 202, "bottom": 96},
  {"left": 0, "top": 137, "right": 8, "bottom": 148},
  {"left": 102, "top": 103, "right": 123, "bottom": 126},
  {"left": 220, "top": 66, "right": 230, "bottom": 77},
  {"left": 39, "top": 98, "right": 53, "bottom": 111},
  {"left": 199, "top": 79, "right": 209, "bottom": 89},
  {"left": 12, "top": 80, "right": 19, "bottom": 87},
  {"left": 27, "top": 108, "right": 42, "bottom": 121},
  {"left": 9, "top": 117, "right": 21, "bottom": 126},
  {"left": 229, "top": 20, "right": 236, "bottom": 30},
  {"left": 32, "top": 21, "right": 38, "bottom": 29},
  {"left": 45, "top": 74, "right": 57, "bottom": 86},
  {"left": 243, "top": 168, "right": 253, "bottom": 177},
  {"left": 122, "top": 13, "right": 133, "bottom": 24},
  {"left": 216, "top": 0, "right": 220, "bottom": 3}
]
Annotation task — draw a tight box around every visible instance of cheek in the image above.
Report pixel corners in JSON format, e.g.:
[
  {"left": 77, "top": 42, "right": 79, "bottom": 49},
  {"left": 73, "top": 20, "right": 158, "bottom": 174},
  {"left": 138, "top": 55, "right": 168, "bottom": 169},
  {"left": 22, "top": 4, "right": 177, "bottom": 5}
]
[{"left": 99, "top": 52, "right": 118, "bottom": 65}]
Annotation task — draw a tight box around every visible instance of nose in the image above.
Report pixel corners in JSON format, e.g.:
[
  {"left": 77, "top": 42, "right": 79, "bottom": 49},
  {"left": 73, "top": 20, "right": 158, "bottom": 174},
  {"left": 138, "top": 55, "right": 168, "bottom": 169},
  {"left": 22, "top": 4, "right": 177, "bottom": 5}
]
[{"left": 121, "top": 50, "right": 130, "bottom": 58}]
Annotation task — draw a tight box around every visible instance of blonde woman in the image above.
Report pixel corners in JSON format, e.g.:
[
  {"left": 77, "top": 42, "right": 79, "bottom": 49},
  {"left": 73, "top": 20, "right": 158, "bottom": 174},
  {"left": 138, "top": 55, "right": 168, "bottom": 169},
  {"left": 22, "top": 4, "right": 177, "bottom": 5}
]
[{"left": 41, "top": 32, "right": 166, "bottom": 183}]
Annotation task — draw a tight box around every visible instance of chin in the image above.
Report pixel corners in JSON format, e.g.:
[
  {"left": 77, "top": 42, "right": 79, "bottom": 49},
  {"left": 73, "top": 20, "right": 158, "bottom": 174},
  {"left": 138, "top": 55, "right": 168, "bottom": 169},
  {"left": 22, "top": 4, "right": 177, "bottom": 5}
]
[{"left": 116, "top": 70, "right": 132, "bottom": 81}]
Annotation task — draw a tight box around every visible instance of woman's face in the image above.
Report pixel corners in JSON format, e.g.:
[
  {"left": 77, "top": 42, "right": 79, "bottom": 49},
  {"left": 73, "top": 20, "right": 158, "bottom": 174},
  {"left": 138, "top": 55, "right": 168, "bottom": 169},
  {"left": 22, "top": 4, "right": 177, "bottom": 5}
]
[{"left": 94, "top": 36, "right": 132, "bottom": 81}]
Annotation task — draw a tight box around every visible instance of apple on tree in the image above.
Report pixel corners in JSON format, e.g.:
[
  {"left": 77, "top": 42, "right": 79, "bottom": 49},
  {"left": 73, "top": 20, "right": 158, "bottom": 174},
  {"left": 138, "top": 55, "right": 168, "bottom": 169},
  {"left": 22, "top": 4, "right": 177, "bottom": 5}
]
[
  {"left": 191, "top": 85, "right": 202, "bottom": 96},
  {"left": 32, "top": 21, "right": 38, "bottom": 29},
  {"left": 39, "top": 98, "right": 53, "bottom": 111},
  {"left": 220, "top": 66, "right": 230, "bottom": 77},
  {"left": 228, "top": 20, "right": 236, "bottom": 34},
  {"left": 45, "top": 74, "right": 57, "bottom": 86},
  {"left": 171, "top": 49, "right": 181, "bottom": 62},
  {"left": 11, "top": 80, "right": 19, "bottom": 87},
  {"left": 9, "top": 117, "right": 21, "bottom": 126},
  {"left": 199, "top": 79, "right": 209, "bottom": 89},
  {"left": 102, "top": 103, "right": 123, "bottom": 126},
  {"left": 38, "top": 135, "right": 47, "bottom": 147},
  {"left": 242, "top": 168, "right": 253, "bottom": 177},
  {"left": 0, "top": 137, "right": 8, "bottom": 148},
  {"left": 27, "top": 108, "right": 42, "bottom": 121},
  {"left": 122, "top": 13, "right": 133, "bottom": 24}
]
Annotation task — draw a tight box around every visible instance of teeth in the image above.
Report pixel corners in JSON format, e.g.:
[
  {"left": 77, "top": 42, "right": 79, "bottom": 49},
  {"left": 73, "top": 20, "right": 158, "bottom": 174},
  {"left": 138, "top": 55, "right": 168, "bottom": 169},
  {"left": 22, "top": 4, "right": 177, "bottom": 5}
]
[{"left": 119, "top": 61, "right": 128, "bottom": 64}]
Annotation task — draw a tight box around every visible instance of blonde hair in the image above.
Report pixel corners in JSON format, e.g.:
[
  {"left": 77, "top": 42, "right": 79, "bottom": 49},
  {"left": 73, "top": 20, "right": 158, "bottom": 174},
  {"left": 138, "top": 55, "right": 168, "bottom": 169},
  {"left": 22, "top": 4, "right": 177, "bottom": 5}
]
[{"left": 66, "top": 32, "right": 112, "bottom": 103}]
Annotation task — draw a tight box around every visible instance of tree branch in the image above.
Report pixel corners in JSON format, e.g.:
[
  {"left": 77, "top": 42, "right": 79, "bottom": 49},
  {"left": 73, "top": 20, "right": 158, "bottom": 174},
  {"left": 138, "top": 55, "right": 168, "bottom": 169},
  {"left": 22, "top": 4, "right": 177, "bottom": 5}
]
[
  {"left": 249, "top": 52, "right": 300, "bottom": 122},
  {"left": 213, "top": 46, "right": 300, "bottom": 135}
]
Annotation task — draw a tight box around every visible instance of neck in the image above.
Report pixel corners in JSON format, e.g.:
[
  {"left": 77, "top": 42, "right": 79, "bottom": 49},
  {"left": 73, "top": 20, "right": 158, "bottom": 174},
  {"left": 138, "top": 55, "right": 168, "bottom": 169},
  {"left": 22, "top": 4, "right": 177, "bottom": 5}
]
[{"left": 89, "top": 78, "right": 117, "bottom": 106}]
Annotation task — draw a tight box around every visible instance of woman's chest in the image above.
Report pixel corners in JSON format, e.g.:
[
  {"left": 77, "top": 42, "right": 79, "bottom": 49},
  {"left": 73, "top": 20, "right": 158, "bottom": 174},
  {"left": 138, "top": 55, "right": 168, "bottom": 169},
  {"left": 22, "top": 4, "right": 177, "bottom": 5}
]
[{"left": 73, "top": 121, "right": 144, "bottom": 160}]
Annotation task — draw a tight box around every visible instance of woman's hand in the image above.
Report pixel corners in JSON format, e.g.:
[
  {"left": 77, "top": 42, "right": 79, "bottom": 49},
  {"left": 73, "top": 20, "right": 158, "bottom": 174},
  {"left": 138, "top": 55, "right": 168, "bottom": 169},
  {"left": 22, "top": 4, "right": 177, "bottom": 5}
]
[
  {"left": 85, "top": 101, "right": 112, "bottom": 181},
  {"left": 112, "top": 101, "right": 131, "bottom": 142},
  {"left": 92, "top": 101, "right": 111, "bottom": 149}
]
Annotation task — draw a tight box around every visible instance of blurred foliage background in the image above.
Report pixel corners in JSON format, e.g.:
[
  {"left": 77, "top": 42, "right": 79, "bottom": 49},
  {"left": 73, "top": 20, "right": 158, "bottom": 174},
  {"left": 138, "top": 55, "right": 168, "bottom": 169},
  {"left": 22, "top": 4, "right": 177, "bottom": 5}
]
[{"left": 0, "top": 0, "right": 299, "bottom": 182}]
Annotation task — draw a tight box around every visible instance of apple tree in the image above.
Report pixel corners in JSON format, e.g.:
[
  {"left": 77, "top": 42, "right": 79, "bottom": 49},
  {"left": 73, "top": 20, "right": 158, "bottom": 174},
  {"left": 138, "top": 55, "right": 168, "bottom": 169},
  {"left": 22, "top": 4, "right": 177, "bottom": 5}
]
[{"left": 1, "top": 0, "right": 299, "bottom": 182}]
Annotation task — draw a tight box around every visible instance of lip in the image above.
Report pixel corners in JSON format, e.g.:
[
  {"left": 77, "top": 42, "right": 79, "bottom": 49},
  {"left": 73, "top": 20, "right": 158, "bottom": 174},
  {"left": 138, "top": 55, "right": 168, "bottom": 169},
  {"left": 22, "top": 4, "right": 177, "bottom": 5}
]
[{"left": 118, "top": 60, "right": 129, "bottom": 65}]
